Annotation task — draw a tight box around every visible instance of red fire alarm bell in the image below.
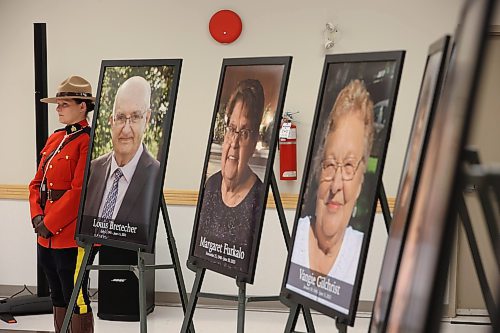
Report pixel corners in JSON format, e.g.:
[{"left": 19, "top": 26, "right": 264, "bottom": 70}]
[{"left": 209, "top": 10, "right": 242, "bottom": 44}]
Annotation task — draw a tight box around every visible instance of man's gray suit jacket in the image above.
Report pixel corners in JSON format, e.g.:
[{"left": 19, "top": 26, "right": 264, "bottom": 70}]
[{"left": 82, "top": 146, "right": 160, "bottom": 244}]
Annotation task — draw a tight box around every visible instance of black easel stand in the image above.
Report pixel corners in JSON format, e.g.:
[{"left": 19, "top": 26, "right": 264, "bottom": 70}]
[
  {"left": 284, "top": 182, "right": 392, "bottom": 333},
  {"left": 282, "top": 302, "right": 316, "bottom": 333},
  {"left": 463, "top": 149, "right": 499, "bottom": 259},
  {"left": 378, "top": 183, "right": 392, "bottom": 232},
  {"left": 180, "top": 172, "right": 315, "bottom": 333},
  {"left": 457, "top": 195, "right": 497, "bottom": 320},
  {"left": 60, "top": 196, "right": 194, "bottom": 333},
  {"left": 458, "top": 152, "right": 500, "bottom": 323}
]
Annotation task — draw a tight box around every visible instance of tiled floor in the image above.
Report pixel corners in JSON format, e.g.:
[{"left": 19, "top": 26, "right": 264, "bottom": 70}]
[{"left": 0, "top": 304, "right": 493, "bottom": 332}]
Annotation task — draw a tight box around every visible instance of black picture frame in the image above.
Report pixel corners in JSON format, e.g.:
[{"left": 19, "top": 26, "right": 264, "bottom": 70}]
[
  {"left": 187, "top": 56, "right": 292, "bottom": 284},
  {"left": 385, "top": 0, "right": 496, "bottom": 332},
  {"left": 75, "top": 59, "right": 182, "bottom": 253},
  {"left": 281, "top": 51, "right": 405, "bottom": 326},
  {"left": 369, "top": 36, "right": 450, "bottom": 333}
]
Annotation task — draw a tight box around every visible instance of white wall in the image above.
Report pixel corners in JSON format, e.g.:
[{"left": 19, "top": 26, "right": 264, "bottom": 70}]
[{"left": 0, "top": 0, "right": 463, "bottom": 301}]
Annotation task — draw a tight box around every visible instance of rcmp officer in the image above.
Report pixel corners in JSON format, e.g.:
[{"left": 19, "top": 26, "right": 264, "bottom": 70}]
[{"left": 28, "top": 75, "right": 96, "bottom": 333}]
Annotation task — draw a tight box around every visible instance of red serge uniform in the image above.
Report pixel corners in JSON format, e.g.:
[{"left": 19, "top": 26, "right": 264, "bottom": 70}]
[{"left": 29, "top": 119, "right": 90, "bottom": 249}]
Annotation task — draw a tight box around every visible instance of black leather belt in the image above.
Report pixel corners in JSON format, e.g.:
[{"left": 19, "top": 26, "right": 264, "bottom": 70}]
[{"left": 47, "top": 189, "right": 67, "bottom": 202}]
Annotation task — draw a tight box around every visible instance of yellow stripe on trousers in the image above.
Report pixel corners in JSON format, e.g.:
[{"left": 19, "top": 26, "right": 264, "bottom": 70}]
[{"left": 73, "top": 246, "right": 88, "bottom": 314}]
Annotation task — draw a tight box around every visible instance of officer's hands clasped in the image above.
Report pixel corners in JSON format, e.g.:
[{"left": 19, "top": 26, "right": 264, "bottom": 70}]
[{"left": 32, "top": 215, "right": 52, "bottom": 238}]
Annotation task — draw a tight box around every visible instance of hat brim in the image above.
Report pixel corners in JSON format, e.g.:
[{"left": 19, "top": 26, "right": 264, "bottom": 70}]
[{"left": 40, "top": 96, "right": 96, "bottom": 104}]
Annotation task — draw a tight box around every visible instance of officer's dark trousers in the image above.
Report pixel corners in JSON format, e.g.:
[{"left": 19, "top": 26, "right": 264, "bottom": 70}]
[{"left": 38, "top": 244, "right": 97, "bottom": 314}]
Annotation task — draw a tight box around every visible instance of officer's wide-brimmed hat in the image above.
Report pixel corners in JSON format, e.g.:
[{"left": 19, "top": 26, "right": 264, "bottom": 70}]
[{"left": 41, "top": 75, "right": 96, "bottom": 103}]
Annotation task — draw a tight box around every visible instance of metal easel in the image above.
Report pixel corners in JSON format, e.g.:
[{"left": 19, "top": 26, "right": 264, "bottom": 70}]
[
  {"left": 60, "top": 196, "right": 195, "bottom": 333},
  {"left": 457, "top": 148, "right": 499, "bottom": 322},
  {"left": 180, "top": 172, "right": 315, "bottom": 333}
]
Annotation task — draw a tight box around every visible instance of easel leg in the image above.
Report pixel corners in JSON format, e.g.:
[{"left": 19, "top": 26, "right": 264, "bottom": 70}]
[
  {"left": 271, "top": 172, "right": 291, "bottom": 251},
  {"left": 457, "top": 195, "right": 497, "bottom": 319},
  {"left": 284, "top": 304, "right": 300, "bottom": 333},
  {"left": 271, "top": 172, "right": 316, "bottom": 332},
  {"left": 302, "top": 306, "right": 316, "bottom": 333},
  {"left": 378, "top": 183, "right": 392, "bottom": 232},
  {"left": 478, "top": 188, "right": 500, "bottom": 262},
  {"left": 236, "top": 280, "right": 246, "bottom": 333},
  {"left": 335, "top": 319, "right": 347, "bottom": 333},
  {"left": 160, "top": 196, "right": 195, "bottom": 333},
  {"left": 61, "top": 243, "right": 93, "bottom": 333},
  {"left": 180, "top": 268, "right": 205, "bottom": 333},
  {"left": 138, "top": 251, "right": 147, "bottom": 333},
  {"left": 284, "top": 304, "right": 316, "bottom": 333},
  {"left": 463, "top": 148, "right": 500, "bottom": 264}
]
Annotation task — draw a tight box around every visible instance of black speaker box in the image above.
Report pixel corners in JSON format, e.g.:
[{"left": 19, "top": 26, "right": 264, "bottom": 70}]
[{"left": 97, "top": 246, "right": 155, "bottom": 321}]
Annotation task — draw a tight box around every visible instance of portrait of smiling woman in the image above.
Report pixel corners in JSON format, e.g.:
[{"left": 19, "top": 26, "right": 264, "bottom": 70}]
[
  {"left": 291, "top": 79, "right": 374, "bottom": 284},
  {"left": 194, "top": 79, "right": 266, "bottom": 273},
  {"left": 220, "top": 79, "right": 265, "bottom": 207},
  {"left": 283, "top": 52, "right": 404, "bottom": 322},
  {"left": 189, "top": 59, "right": 291, "bottom": 281}
]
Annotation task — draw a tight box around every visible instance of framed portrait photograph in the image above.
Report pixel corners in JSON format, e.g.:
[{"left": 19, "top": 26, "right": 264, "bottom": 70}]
[
  {"left": 76, "top": 59, "right": 182, "bottom": 253},
  {"left": 281, "top": 51, "right": 405, "bottom": 325},
  {"left": 369, "top": 36, "right": 450, "bottom": 333},
  {"left": 187, "top": 57, "right": 292, "bottom": 283},
  {"left": 385, "top": 0, "right": 496, "bottom": 332}
]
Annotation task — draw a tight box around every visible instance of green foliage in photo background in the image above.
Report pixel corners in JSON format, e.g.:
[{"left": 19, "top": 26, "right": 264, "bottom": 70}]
[{"left": 91, "top": 65, "right": 175, "bottom": 160}]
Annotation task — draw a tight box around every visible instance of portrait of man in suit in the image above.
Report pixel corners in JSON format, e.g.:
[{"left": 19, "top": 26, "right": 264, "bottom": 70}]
[{"left": 82, "top": 76, "right": 160, "bottom": 244}]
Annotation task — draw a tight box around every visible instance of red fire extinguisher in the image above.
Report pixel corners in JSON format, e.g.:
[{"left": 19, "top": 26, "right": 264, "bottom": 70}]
[{"left": 279, "top": 112, "right": 297, "bottom": 180}]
